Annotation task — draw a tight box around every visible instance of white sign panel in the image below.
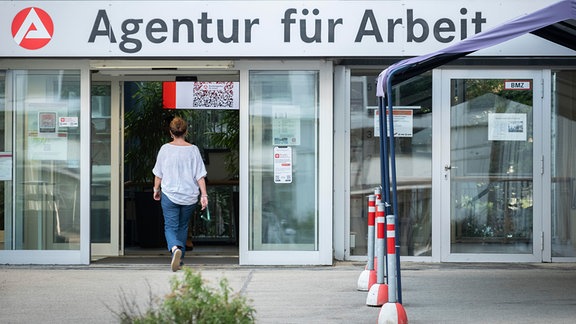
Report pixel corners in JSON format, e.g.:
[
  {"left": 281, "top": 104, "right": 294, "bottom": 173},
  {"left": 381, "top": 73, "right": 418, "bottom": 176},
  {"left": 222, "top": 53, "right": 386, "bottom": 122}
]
[
  {"left": 27, "top": 137, "right": 68, "bottom": 160},
  {"left": 0, "top": 1, "right": 567, "bottom": 57},
  {"left": 488, "top": 113, "right": 527, "bottom": 141},
  {"left": 272, "top": 105, "right": 300, "bottom": 146},
  {"left": 163, "top": 81, "right": 239, "bottom": 109},
  {"left": 504, "top": 80, "right": 532, "bottom": 90},
  {"left": 374, "top": 107, "right": 415, "bottom": 137},
  {"left": 59, "top": 116, "right": 79, "bottom": 127}
]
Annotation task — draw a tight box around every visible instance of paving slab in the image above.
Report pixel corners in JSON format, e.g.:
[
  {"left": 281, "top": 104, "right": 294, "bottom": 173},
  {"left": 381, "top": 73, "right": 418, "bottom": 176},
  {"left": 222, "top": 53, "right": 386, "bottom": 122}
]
[{"left": 0, "top": 261, "right": 575, "bottom": 323}]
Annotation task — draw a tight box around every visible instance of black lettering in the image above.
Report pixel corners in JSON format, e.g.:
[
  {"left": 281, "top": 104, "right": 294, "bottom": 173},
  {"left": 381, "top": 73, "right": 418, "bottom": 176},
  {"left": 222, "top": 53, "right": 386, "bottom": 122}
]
[
  {"left": 355, "top": 10, "right": 383, "bottom": 42},
  {"left": 407, "top": 9, "right": 428, "bottom": 42},
  {"left": 434, "top": 18, "right": 455, "bottom": 43},
  {"left": 387, "top": 18, "right": 402, "bottom": 42},
  {"left": 173, "top": 19, "right": 194, "bottom": 43},
  {"left": 146, "top": 19, "right": 167, "bottom": 43},
  {"left": 88, "top": 9, "right": 116, "bottom": 43},
  {"left": 197, "top": 12, "right": 213, "bottom": 43},
  {"left": 472, "top": 11, "right": 487, "bottom": 33},
  {"left": 217, "top": 19, "right": 239, "bottom": 43},
  {"left": 244, "top": 19, "right": 259, "bottom": 42},
  {"left": 300, "top": 9, "right": 321, "bottom": 43},
  {"left": 328, "top": 18, "right": 343, "bottom": 43},
  {"left": 460, "top": 8, "right": 468, "bottom": 40},
  {"left": 512, "top": 82, "right": 525, "bottom": 88},
  {"left": 120, "top": 19, "right": 142, "bottom": 54},
  {"left": 282, "top": 9, "right": 297, "bottom": 42}
]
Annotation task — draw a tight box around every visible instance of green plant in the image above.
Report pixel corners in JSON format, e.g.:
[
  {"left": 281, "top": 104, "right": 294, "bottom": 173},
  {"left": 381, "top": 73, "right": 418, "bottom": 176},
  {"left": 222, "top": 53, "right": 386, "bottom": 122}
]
[
  {"left": 207, "top": 110, "right": 239, "bottom": 178},
  {"left": 124, "top": 82, "right": 190, "bottom": 184},
  {"left": 114, "top": 267, "right": 256, "bottom": 323}
]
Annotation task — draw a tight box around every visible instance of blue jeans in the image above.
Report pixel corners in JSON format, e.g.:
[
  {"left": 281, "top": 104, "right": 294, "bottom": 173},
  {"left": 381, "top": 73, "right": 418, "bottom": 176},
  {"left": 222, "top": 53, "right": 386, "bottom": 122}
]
[{"left": 160, "top": 192, "right": 196, "bottom": 259}]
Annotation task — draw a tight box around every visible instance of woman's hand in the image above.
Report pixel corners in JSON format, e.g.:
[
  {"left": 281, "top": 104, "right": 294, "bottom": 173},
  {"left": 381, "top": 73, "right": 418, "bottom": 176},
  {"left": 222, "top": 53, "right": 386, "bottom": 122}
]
[{"left": 200, "top": 195, "right": 208, "bottom": 210}]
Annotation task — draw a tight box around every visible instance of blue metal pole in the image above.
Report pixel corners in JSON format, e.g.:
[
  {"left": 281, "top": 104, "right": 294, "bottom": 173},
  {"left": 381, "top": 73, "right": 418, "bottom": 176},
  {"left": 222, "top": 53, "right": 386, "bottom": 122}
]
[
  {"left": 377, "top": 95, "right": 391, "bottom": 284},
  {"left": 377, "top": 96, "right": 390, "bottom": 205},
  {"left": 386, "top": 73, "right": 402, "bottom": 304}
]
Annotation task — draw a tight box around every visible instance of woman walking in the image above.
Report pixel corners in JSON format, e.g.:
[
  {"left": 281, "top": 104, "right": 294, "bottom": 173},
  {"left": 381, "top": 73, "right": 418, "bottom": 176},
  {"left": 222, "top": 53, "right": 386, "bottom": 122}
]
[{"left": 152, "top": 116, "right": 208, "bottom": 271}]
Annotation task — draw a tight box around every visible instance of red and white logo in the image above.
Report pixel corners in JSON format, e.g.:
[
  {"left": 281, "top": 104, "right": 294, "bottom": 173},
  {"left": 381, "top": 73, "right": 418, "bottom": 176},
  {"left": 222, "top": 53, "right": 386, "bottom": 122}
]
[{"left": 12, "top": 7, "right": 54, "bottom": 50}]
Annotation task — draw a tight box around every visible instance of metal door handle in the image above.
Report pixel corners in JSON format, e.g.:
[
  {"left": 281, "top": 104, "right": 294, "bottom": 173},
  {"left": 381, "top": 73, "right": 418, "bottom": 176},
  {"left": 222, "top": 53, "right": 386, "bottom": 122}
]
[{"left": 444, "top": 164, "right": 458, "bottom": 171}]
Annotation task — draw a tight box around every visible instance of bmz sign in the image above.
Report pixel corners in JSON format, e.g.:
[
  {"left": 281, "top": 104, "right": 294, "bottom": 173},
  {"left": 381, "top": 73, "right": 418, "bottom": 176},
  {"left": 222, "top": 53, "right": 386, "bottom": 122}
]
[{"left": 504, "top": 80, "right": 531, "bottom": 90}]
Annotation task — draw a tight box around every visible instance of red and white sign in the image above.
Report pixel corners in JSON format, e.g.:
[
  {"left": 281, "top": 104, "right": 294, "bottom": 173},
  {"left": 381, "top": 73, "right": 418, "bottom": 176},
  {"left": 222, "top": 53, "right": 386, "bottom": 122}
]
[
  {"left": 163, "top": 81, "right": 239, "bottom": 109},
  {"left": 374, "top": 107, "right": 416, "bottom": 138},
  {"left": 59, "top": 117, "right": 79, "bottom": 127},
  {"left": 11, "top": 7, "right": 54, "bottom": 50},
  {"left": 273, "top": 146, "right": 292, "bottom": 183}
]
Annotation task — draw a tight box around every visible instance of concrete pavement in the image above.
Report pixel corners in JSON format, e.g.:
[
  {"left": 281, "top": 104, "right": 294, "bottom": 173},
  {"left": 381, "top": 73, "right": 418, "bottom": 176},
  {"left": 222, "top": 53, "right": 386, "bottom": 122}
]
[{"left": 1, "top": 260, "right": 575, "bottom": 323}]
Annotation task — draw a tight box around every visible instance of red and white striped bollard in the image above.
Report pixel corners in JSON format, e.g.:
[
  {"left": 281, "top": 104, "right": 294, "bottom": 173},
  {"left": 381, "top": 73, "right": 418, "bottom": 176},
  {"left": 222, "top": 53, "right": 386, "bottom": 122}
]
[
  {"left": 378, "top": 214, "right": 408, "bottom": 323},
  {"left": 357, "top": 194, "right": 376, "bottom": 291},
  {"left": 366, "top": 202, "right": 388, "bottom": 306}
]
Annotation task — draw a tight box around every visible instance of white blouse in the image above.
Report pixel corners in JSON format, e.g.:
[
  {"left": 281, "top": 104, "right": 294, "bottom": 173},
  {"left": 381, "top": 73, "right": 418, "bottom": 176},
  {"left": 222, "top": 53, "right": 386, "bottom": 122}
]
[{"left": 152, "top": 143, "right": 207, "bottom": 205}]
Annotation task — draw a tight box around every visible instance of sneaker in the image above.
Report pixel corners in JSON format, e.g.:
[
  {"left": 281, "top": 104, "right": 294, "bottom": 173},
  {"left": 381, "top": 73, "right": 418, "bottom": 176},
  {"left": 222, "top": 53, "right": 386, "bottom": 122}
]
[{"left": 171, "top": 248, "right": 182, "bottom": 272}]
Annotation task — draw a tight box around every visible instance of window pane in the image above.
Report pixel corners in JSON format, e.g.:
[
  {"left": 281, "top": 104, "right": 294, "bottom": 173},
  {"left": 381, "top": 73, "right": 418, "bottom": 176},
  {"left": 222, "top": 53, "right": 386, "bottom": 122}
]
[
  {"left": 91, "top": 82, "right": 111, "bottom": 243},
  {"left": 249, "top": 71, "right": 318, "bottom": 251},
  {"left": 13, "top": 70, "right": 81, "bottom": 250},
  {"left": 349, "top": 72, "right": 432, "bottom": 257},
  {"left": 551, "top": 71, "right": 576, "bottom": 257},
  {"left": 450, "top": 78, "right": 533, "bottom": 254}
]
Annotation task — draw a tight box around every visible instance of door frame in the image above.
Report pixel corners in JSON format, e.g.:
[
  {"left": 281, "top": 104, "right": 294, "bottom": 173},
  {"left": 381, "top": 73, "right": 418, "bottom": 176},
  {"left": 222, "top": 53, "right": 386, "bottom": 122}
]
[
  {"left": 89, "top": 59, "right": 334, "bottom": 265},
  {"left": 435, "top": 68, "right": 548, "bottom": 262},
  {"left": 90, "top": 78, "right": 122, "bottom": 257},
  {"left": 235, "top": 60, "right": 334, "bottom": 265}
]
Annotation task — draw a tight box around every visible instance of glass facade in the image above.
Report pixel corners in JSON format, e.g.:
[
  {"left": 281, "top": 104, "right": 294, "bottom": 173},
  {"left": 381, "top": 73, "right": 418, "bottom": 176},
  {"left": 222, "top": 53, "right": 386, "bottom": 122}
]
[
  {"left": 1, "top": 62, "right": 574, "bottom": 264},
  {"left": 551, "top": 71, "right": 576, "bottom": 257},
  {"left": 349, "top": 71, "right": 433, "bottom": 257},
  {"left": 248, "top": 71, "right": 319, "bottom": 251},
  {"left": 8, "top": 70, "right": 82, "bottom": 250}
]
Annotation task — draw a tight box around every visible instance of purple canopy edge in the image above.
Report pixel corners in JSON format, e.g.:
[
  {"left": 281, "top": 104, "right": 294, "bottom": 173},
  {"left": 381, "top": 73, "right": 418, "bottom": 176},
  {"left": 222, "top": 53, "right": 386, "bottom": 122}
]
[{"left": 376, "top": 0, "right": 576, "bottom": 97}]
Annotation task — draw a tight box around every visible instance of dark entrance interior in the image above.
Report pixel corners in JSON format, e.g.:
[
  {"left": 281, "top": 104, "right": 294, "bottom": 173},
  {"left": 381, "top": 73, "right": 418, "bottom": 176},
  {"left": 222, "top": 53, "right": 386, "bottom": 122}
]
[{"left": 122, "top": 80, "right": 239, "bottom": 260}]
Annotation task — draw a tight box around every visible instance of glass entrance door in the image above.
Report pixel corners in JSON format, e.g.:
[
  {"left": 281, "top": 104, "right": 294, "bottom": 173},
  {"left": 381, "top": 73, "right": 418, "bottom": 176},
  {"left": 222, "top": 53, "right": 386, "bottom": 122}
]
[
  {"left": 90, "top": 81, "right": 120, "bottom": 256},
  {"left": 239, "top": 61, "right": 333, "bottom": 265},
  {"left": 440, "top": 70, "right": 543, "bottom": 262}
]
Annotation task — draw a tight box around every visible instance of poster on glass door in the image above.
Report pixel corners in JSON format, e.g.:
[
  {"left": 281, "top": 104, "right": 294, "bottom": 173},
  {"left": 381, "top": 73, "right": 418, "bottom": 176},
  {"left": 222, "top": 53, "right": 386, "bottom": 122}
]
[
  {"left": 27, "top": 106, "right": 68, "bottom": 160},
  {"left": 373, "top": 107, "right": 415, "bottom": 137},
  {"left": 488, "top": 113, "right": 527, "bottom": 141},
  {"left": 273, "top": 146, "right": 292, "bottom": 183},
  {"left": 272, "top": 105, "right": 300, "bottom": 145}
]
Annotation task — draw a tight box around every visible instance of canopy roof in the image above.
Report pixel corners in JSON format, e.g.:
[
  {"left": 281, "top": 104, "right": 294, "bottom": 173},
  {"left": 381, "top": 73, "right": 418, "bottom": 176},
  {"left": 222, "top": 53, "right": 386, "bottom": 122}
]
[{"left": 376, "top": 0, "right": 576, "bottom": 97}]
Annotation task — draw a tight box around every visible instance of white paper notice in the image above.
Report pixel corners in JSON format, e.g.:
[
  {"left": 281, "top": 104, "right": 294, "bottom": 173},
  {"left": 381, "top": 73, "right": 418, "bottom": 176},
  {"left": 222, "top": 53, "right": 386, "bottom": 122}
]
[
  {"left": 272, "top": 105, "right": 300, "bottom": 145},
  {"left": 488, "top": 113, "right": 527, "bottom": 141},
  {"left": 374, "top": 108, "right": 415, "bottom": 137},
  {"left": 273, "top": 146, "right": 292, "bottom": 183},
  {"left": 59, "top": 117, "right": 79, "bottom": 127}
]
